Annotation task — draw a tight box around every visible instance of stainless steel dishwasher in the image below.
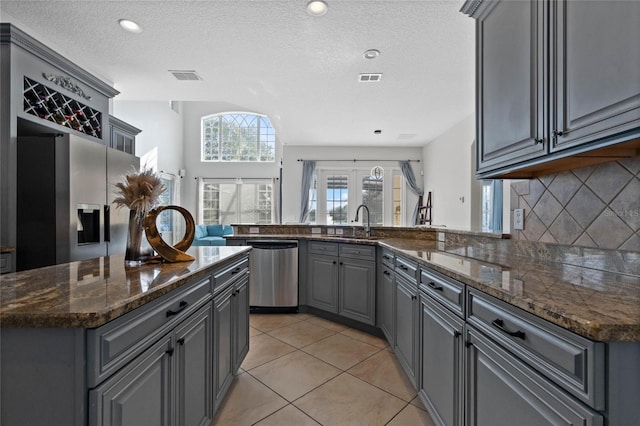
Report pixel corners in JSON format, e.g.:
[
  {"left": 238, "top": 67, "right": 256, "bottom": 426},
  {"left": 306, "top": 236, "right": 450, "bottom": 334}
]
[{"left": 247, "top": 240, "right": 298, "bottom": 312}]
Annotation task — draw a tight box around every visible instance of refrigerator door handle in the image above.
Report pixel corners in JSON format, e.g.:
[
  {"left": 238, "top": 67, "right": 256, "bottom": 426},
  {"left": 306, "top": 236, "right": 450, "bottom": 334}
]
[{"left": 104, "top": 205, "right": 111, "bottom": 242}]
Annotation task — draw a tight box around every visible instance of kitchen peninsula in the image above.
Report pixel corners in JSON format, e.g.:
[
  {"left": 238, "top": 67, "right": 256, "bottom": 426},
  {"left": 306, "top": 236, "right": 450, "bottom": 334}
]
[
  {"left": 0, "top": 246, "right": 251, "bottom": 426},
  {"left": 228, "top": 225, "right": 640, "bottom": 425}
]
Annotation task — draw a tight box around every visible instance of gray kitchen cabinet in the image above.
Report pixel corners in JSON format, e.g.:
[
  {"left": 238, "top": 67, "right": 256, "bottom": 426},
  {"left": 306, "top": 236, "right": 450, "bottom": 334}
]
[
  {"left": 90, "top": 333, "right": 173, "bottom": 426},
  {"left": 394, "top": 273, "right": 419, "bottom": 388},
  {"left": 307, "top": 242, "right": 376, "bottom": 325},
  {"left": 175, "top": 304, "right": 213, "bottom": 426},
  {"left": 213, "top": 259, "right": 250, "bottom": 411},
  {"left": 307, "top": 251, "right": 339, "bottom": 312},
  {"left": 91, "top": 302, "right": 214, "bottom": 426},
  {"left": 379, "top": 262, "right": 395, "bottom": 344},
  {"left": 462, "top": 0, "right": 640, "bottom": 178},
  {"left": 465, "top": 326, "right": 602, "bottom": 426},
  {"left": 213, "top": 284, "right": 234, "bottom": 410},
  {"left": 108, "top": 115, "right": 140, "bottom": 155},
  {"left": 551, "top": 0, "right": 640, "bottom": 152},
  {"left": 472, "top": 0, "right": 547, "bottom": 174},
  {"left": 233, "top": 274, "right": 250, "bottom": 372},
  {"left": 419, "top": 287, "right": 465, "bottom": 426}
]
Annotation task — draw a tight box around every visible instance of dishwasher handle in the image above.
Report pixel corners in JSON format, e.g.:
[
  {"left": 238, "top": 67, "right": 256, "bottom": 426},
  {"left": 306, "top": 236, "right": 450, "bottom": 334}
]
[{"left": 247, "top": 241, "right": 298, "bottom": 250}]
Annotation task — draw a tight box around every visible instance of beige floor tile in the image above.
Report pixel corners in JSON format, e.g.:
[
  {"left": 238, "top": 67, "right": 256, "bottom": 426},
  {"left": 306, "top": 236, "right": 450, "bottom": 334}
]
[
  {"left": 341, "top": 327, "right": 389, "bottom": 348},
  {"left": 249, "top": 326, "right": 263, "bottom": 337},
  {"left": 250, "top": 351, "right": 341, "bottom": 401},
  {"left": 411, "top": 395, "right": 427, "bottom": 410},
  {"left": 293, "top": 313, "right": 316, "bottom": 321},
  {"left": 305, "top": 315, "right": 349, "bottom": 332},
  {"left": 211, "top": 373, "right": 288, "bottom": 426},
  {"left": 254, "top": 404, "right": 321, "bottom": 426},
  {"left": 302, "top": 333, "right": 381, "bottom": 370},
  {"left": 267, "top": 320, "right": 337, "bottom": 348},
  {"left": 250, "top": 314, "right": 303, "bottom": 332},
  {"left": 241, "top": 333, "right": 296, "bottom": 370},
  {"left": 294, "top": 373, "right": 406, "bottom": 426},
  {"left": 386, "top": 403, "right": 436, "bottom": 426},
  {"left": 348, "top": 350, "right": 417, "bottom": 402}
]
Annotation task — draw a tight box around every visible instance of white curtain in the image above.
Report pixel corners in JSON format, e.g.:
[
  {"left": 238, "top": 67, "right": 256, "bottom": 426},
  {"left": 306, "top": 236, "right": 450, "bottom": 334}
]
[{"left": 299, "top": 160, "right": 316, "bottom": 223}]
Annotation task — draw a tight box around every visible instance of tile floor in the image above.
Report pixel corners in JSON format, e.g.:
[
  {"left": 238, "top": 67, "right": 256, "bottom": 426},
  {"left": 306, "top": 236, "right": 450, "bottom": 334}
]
[{"left": 211, "top": 313, "right": 436, "bottom": 426}]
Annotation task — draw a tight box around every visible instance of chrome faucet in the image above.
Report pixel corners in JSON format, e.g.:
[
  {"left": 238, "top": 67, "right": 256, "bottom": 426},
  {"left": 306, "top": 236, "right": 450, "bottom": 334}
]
[{"left": 354, "top": 204, "right": 371, "bottom": 237}]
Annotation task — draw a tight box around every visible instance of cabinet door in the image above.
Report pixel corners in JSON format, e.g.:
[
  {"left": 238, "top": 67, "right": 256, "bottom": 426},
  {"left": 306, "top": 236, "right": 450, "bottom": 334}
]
[
  {"left": 339, "top": 257, "right": 376, "bottom": 325},
  {"left": 175, "top": 304, "right": 212, "bottom": 426},
  {"left": 307, "top": 253, "right": 339, "bottom": 312},
  {"left": 233, "top": 275, "right": 250, "bottom": 372},
  {"left": 552, "top": 0, "right": 640, "bottom": 151},
  {"left": 90, "top": 334, "right": 172, "bottom": 426},
  {"left": 476, "top": 0, "right": 546, "bottom": 173},
  {"left": 419, "top": 295, "right": 464, "bottom": 426},
  {"left": 394, "top": 275, "right": 419, "bottom": 387},
  {"left": 380, "top": 266, "right": 395, "bottom": 344},
  {"left": 213, "top": 286, "right": 234, "bottom": 410},
  {"left": 465, "top": 327, "right": 602, "bottom": 426}
]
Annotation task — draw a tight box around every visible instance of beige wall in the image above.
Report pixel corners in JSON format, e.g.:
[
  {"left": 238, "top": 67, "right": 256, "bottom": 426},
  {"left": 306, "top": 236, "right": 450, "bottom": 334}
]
[{"left": 422, "top": 115, "right": 476, "bottom": 230}]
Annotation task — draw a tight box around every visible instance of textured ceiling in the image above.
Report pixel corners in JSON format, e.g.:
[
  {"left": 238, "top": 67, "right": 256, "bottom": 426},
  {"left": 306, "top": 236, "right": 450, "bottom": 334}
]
[{"left": 1, "top": 0, "right": 475, "bottom": 147}]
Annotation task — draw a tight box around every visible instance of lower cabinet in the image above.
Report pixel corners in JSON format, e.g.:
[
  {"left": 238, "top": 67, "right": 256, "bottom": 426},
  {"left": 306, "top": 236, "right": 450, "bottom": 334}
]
[
  {"left": 394, "top": 274, "right": 419, "bottom": 387},
  {"left": 213, "top": 272, "right": 250, "bottom": 411},
  {"left": 379, "top": 263, "right": 395, "bottom": 344},
  {"left": 307, "top": 242, "right": 376, "bottom": 325},
  {"left": 91, "top": 303, "right": 213, "bottom": 426},
  {"left": 419, "top": 293, "right": 464, "bottom": 426},
  {"left": 465, "top": 326, "right": 602, "bottom": 426}
]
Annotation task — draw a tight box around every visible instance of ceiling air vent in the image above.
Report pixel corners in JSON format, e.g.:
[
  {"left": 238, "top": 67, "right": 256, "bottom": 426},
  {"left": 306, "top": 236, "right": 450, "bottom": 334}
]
[
  {"left": 358, "top": 73, "right": 382, "bottom": 83},
  {"left": 169, "top": 70, "right": 202, "bottom": 81}
]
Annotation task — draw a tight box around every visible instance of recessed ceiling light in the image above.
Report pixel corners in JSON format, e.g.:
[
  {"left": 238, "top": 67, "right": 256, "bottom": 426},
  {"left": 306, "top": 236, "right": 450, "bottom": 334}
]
[
  {"left": 307, "top": 0, "right": 328, "bottom": 16},
  {"left": 118, "top": 19, "right": 142, "bottom": 34},
  {"left": 363, "top": 49, "right": 380, "bottom": 59}
]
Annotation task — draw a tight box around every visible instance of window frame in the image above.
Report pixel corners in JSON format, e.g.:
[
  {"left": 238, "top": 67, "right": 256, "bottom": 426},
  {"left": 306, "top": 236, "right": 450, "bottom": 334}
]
[
  {"left": 200, "top": 112, "right": 276, "bottom": 163},
  {"left": 197, "top": 177, "right": 275, "bottom": 225}
]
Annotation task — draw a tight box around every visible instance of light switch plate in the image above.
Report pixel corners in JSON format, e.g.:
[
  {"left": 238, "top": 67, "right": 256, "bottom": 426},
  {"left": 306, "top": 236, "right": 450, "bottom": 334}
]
[
  {"left": 249, "top": 227, "right": 260, "bottom": 234},
  {"left": 438, "top": 232, "right": 445, "bottom": 242},
  {"left": 514, "top": 209, "right": 524, "bottom": 230},
  {"left": 311, "top": 227, "right": 322, "bottom": 234}
]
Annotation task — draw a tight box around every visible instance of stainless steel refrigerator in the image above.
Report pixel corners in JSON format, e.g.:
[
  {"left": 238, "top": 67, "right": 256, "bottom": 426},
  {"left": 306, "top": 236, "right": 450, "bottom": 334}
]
[{"left": 16, "top": 125, "right": 139, "bottom": 271}]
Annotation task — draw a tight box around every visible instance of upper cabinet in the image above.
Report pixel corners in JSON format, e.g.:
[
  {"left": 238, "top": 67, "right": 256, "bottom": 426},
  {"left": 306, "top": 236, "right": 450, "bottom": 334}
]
[
  {"left": 462, "top": 0, "right": 640, "bottom": 179},
  {"left": 109, "top": 115, "right": 141, "bottom": 155}
]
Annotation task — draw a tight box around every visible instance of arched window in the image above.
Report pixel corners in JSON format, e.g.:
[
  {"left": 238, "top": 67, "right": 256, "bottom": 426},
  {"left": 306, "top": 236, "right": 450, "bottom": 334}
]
[{"left": 201, "top": 112, "right": 275, "bottom": 162}]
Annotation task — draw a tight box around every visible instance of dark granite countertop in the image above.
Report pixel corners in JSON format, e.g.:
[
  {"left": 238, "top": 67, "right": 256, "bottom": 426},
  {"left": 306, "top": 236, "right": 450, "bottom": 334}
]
[
  {"left": 230, "top": 233, "right": 640, "bottom": 342},
  {"left": 0, "top": 246, "right": 251, "bottom": 328}
]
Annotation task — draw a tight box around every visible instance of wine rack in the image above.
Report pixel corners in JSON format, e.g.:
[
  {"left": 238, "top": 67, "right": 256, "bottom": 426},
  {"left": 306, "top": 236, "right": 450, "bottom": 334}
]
[{"left": 23, "top": 76, "right": 102, "bottom": 139}]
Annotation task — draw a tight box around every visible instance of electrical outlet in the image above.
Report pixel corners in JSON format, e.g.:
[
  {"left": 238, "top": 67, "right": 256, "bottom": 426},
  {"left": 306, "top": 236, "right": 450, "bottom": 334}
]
[
  {"left": 514, "top": 209, "right": 524, "bottom": 230},
  {"left": 335, "top": 228, "right": 344, "bottom": 235},
  {"left": 311, "top": 227, "right": 322, "bottom": 234},
  {"left": 327, "top": 228, "right": 335, "bottom": 235},
  {"left": 438, "top": 232, "right": 445, "bottom": 242},
  {"left": 249, "top": 227, "right": 260, "bottom": 234}
]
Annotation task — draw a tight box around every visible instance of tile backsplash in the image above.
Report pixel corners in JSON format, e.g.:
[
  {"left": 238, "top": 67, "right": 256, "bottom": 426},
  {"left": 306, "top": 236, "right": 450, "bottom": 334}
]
[{"left": 510, "top": 157, "right": 640, "bottom": 251}]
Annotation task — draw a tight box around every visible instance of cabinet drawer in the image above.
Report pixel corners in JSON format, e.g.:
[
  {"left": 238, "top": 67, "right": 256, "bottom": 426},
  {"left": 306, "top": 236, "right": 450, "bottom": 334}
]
[
  {"left": 420, "top": 267, "right": 464, "bottom": 318},
  {"left": 308, "top": 241, "right": 338, "bottom": 255},
  {"left": 87, "top": 276, "right": 212, "bottom": 388},
  {"left": 213, "top": 256, "right": 249, "bottom": 293},
  {"left": 467, "top": 288, "right": 604, "bottom": 410},
  {"left": 395, "top": 255, "right": 418, "bottom": 282},
  {"left": 380, "top": 248, "right": 394, "bottom": 267},
  {"left": 339, "top": 243, "right": 375, "bottom": 260}
]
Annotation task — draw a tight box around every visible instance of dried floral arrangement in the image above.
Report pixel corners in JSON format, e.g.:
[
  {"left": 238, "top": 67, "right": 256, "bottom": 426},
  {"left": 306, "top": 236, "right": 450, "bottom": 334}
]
[{"left": 113, "top": 168, "right": 166, "bottom": 220}]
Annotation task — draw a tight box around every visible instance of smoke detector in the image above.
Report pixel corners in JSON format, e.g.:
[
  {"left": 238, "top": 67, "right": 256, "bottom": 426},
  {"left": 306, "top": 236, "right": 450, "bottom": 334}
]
[
  {"left": 358, "top": 73, "right": 382, "bottom": 83},
  {"left": 169, "top": 70, "right": 202, "bottom": 81}
]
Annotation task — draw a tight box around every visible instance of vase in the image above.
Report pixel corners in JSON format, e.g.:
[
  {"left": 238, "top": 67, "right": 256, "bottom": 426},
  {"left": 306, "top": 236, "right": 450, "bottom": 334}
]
[{"left": 125, "top": 210, "right": 153, "bottom": 265}]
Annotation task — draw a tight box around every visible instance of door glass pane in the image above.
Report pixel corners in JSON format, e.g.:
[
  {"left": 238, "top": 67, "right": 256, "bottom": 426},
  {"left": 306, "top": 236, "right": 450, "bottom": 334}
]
[
  {"left": 239, "top": 183, "right": 272, "bottom": 224},
  {"left": 202, "top": 183, "right": 220, "bottom": 224},
  {"left": 393, "top": 174, "right": 403, "bottom": 226},
  {"left": 327, "top": 175, "right": 348, "bottom": 225},
  {"left": 362, "top": 176, "right": 383, "bottom": 226},
  {"left": 218, "top": 183, "right": 237, "bottom": 224}
]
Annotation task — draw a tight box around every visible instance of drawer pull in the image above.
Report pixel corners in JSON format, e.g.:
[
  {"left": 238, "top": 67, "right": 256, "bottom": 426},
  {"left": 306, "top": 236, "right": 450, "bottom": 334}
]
[
  {"left": 491, "top": 319, "right": 526, "bottom": 340},
  {"left": 399, "top": 265, "right": 408, "bottom": 270},
  {"left": 453, "top": 331, "right": 461, "bottom": 338},
  {"left": 230, "top": 267, "right": 241, "bottom": 275},
  {"left": 411, "top": 295, "right": 417, "bottom": 300},
  {"left": 427, "top": 281, "right": 443, "bottom": 291},
  {"left": 383, "top": 255, "right": 391, "bottom": 260},
  {"left": 166, "top": 300, "right": 188, "bottom": 317},
  {"left": 383, "top": 271, "right": 391, "bottom": 276},
  {"left": 177, "top": 338, "right": 185, "bottom": 346},
  {"left": 166, "top": 347, "right": 174, "bottom": 357}
]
